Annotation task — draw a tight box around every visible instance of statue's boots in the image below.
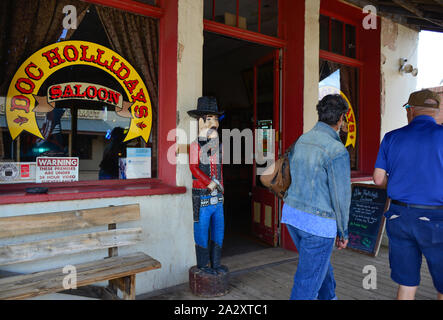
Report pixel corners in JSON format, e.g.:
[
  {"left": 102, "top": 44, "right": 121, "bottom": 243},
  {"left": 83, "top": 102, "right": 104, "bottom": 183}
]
[
  {"left": 195, "top": 245, "right": 217, "bottom": 275},
  {"left": 210, "top": 241, "right": 229, "bottom": 274}
]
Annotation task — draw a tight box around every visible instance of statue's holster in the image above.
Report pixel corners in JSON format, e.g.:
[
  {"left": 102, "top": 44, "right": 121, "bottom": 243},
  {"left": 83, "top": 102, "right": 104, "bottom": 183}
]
[{"left": 192, "top": 189, "right": 224, "bottom": 222}]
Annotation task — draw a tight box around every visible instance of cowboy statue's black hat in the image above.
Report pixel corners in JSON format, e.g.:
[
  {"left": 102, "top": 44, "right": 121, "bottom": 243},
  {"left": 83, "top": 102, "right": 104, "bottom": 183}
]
[{"left": 187, "top": 96, "right": 224, "bottom": 119}]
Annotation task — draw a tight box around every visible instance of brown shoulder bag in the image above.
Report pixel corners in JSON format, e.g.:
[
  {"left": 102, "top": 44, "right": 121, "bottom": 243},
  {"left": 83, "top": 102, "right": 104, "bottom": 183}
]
[{"left": 259, "top": 142, "right": 296, "bottom": 199}]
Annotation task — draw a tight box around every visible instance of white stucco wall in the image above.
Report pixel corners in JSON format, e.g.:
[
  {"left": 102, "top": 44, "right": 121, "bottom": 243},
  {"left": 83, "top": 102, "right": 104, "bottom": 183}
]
[
  {"left": 0, "top": 193, "right": 195, "bottom": 297},
  {"left": 380, "top": 18, "right": 419, "bottom": 138},
  {"left": 176, "top": 0, "right": 203, "bottom": 188}
]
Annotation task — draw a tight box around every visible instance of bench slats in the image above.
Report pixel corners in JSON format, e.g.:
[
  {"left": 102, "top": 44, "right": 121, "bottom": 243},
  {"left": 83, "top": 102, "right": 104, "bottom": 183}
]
[
  {"left": 0, "top": 228, "right": 143, "bottom": 266},
  {"left": 0, "top": 204, "right": 140, "bottom": 239},
  {"left": 0, "top": 252, "right": 161, "bottom": 300}
]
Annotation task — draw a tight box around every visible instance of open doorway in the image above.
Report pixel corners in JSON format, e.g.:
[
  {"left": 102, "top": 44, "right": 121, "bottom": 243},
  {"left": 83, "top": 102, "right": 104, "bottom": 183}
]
[{"left": 203, "top": 31, "right": 278, "bottom": 257}]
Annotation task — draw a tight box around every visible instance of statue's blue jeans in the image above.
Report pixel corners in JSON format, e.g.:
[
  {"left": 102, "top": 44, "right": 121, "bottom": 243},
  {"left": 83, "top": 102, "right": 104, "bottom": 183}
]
[
  {"left": 286, "top": 225, "right": 337, "bottom": 300},
  {"left": 193, "top": 200, "right": 224, "bottom": 248}
]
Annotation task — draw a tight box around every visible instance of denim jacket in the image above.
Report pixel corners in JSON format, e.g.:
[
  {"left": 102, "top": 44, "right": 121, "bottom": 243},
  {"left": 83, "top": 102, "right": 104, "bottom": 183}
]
[{"left": 284, "top": 121, "right": 351, "bottom": 240}]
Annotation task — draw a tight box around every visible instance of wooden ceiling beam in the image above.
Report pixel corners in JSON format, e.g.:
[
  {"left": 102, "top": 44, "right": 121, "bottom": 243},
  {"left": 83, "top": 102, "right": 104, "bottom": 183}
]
[
  {"left": 392, "top": 0, "right": 443, "bottom": 28},
  {"left": 341, "top": 0, "right": 443, "bottom": 32}
]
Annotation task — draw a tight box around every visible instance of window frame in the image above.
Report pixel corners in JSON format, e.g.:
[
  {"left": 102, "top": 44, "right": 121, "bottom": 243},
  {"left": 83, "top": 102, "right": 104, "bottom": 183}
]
[
  {"left": 203, "top": 0, "right": 285, "bottom": 48},
  {"left": 319, "top": 11, "right": 359, "bottom": 59},
  {"left": 319, "top": 1, "right": 381, "bottom": 179},
  {"left": 0, "top": 0, "right": 183, "bottom": 200}
]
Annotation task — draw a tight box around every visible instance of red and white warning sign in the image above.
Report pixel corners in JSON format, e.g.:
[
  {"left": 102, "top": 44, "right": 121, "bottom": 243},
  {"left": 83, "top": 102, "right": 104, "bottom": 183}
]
[{"left": 36, "top": 157, "right": 79, "bottom": 183}]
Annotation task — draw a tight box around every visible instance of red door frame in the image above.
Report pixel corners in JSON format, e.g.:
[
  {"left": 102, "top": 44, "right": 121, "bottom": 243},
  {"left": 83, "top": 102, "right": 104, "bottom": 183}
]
[
  {"left": 202, "top": 0, "right": 306, "bottom": 248},
  {"left": 251, "top": 51, "right": 280, "bottom": 246}
]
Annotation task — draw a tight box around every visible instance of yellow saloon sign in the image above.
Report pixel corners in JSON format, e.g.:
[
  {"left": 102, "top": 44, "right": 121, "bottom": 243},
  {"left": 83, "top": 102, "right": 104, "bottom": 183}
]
[
  {"left": 319, "top": 85, "right": 357, "bottom": 148},
  {"left": 6, "top": 40, "right": 152, "bottom": 143}
]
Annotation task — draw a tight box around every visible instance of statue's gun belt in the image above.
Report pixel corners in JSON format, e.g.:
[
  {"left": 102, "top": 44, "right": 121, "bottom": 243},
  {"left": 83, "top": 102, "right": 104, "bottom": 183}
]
[{"left": 200, "top": 195, "right": 224, "bottom": 207}]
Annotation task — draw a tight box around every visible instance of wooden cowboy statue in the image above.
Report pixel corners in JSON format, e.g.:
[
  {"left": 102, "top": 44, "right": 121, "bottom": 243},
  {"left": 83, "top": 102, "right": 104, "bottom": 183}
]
[{"left": 188, "top": 96, "right": 228, "bottom": 276}]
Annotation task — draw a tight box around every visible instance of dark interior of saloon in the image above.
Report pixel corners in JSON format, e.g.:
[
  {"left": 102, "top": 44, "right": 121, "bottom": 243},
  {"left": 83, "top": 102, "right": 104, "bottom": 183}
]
[{"left": 203, "top": 31, "right": 276, "bottom": 257}]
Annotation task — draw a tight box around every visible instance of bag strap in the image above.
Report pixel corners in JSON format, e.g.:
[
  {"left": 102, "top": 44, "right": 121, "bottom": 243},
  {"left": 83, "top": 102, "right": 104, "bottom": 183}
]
[{"left": 282, "top": 137, "right": 299, "bottom": 158}]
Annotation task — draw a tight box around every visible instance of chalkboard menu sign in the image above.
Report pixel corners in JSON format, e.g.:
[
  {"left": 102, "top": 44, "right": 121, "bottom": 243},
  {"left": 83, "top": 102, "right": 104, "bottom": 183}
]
[{"left": 347, "top": 183, "right": 389, "bottom": 256}]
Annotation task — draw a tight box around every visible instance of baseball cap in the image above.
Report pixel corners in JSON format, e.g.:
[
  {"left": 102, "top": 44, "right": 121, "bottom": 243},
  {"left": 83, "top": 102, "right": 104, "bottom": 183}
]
[{"left": 403, "top": 89, "right": 441, "bottom": 109}]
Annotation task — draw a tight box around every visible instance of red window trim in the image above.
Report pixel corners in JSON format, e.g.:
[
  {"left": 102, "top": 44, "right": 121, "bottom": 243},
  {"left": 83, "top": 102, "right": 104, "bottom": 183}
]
[
  {"left": 320, "top": 8, "right": 360, "bottom": 28},
  {"left": 83, "top": 0, "right": 164, "bottom": 18},
  {"left": 208, "top": 0, "right": 270, "bottom": 36},
  {"left": 319, "top": 50, "right": 363, "bottom": 68},
  {"left": 204, "top": 20, "right": 286, "bottom": 49},
  {"left": 0, "top": 179, "right": 186, "bottom": 205},
  {"left": 320, "top": 10, "right": 359, "bottom": 60},
  {"left": 0, "top": 0, "right": 180, "bottom": 204}
]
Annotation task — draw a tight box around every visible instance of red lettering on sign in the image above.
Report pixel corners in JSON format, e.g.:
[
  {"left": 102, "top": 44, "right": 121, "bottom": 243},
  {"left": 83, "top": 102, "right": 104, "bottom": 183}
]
[
  {"left": 41, "top": 47, "right": 66, "bottom": 68},
  {"left": 107, "top": 56, "right": 119, "bottom": 73},
  {"left": 95, "top": 49, "right": 109, "bottom": 68},
  {"left": 124, "top": 80, "right": 139, "bottom": 94},
  {"left": 349, "top": 124, "right": 355, "bottom": 133},
  {"left": 74, "top": 84, "right": 86, "bottom": 98},
  {"left": 108, "top": 91, "right": 120, "bottom": 105},
  {"left": 348, "top": 114, "right": 355, "bottom": 123},
  {"left": 131, "top": 88, "right": 146, "bottom": 103},
  {"left": 79, "top": 45, "right": 95, "bottom": 62},
  {"left": 49, "top": 85, "right": 63, "bottom": 100},
  {"left": 62, "top": 85, "right": 74, "bottom": 98},
  {"left": 37, "top": 158, "right": 78, "bottom": 166},
  {"left": 97, "top": 88, "right": 108, "bottom": 101},
  {"left": 10, "top": 95, "right": 30, "bottom": 113},
  {"left": 24, "top": 62, "right": 43, "bottom": 80},
  {"left": 15, "top": 78, "right": 35, "bottom": 94},
  {"left": 63, "top": 45, "right": 79, "bottom": 62},
  {"left": 86, "top": 86, "right": 97, "bottom": 99},
  {"left": 114, "top": 62, "right": 130, "bottom": 80},
  {"left": 134, "top": 105, "right": 149, "bottom": 118}
]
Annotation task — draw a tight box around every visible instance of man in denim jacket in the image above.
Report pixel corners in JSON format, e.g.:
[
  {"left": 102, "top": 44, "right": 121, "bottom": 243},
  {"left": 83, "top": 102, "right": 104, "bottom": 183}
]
[{"left": 283, "top": 94, "right": 351, "bottom": 300}]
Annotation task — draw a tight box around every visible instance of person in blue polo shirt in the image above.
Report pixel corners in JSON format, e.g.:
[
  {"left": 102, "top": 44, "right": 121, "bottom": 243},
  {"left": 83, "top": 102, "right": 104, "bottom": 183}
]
[{"left": 373, "top": 89, "right": 443, "bottom": 300}]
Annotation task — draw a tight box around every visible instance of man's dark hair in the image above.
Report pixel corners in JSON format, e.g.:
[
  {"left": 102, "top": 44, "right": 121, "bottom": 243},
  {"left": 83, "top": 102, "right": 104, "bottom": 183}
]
[{"left": 316, "top": 94, "right": 349, "bottom": 125}]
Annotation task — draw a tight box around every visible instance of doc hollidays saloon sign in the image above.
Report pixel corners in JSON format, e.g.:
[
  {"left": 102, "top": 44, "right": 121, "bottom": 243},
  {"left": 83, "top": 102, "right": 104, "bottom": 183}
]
[{"left": 6, "top": 40, "right": 153, "bottom": 143}]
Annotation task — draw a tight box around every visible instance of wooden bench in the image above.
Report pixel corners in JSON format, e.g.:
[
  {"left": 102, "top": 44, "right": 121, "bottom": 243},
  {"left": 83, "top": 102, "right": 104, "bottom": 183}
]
[{"left": 0, "top": 204, "right": 161, "bottom": 300}]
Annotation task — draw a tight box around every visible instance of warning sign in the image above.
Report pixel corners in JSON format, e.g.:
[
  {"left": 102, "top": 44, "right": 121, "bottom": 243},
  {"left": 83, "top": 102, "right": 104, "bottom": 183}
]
[{"left": 36, "top": 157, "right": 79, "bottom": 183}]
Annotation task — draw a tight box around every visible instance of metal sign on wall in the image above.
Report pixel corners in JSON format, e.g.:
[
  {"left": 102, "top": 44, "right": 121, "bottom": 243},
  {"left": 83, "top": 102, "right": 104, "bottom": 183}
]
[{"left": 5, "top": 40, "right": 153, "bottom": 143}]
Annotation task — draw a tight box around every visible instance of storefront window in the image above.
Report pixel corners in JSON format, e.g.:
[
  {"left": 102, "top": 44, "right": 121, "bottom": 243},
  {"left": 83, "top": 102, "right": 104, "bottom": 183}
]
[
  {"left": 320, "top": 14, "right": 357, "bottom": 59},
  {"left": 319, "top": 60, "right": 359, "bottom": 170},
  {"left": 319, "top": 15, "right": 330, "bottom": 51},
  {"left": 0, "top": 0, "right": 158, "bottom": 184},
  {"left": 204, "top": 0, "right": 279, "bottom": 37}
]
